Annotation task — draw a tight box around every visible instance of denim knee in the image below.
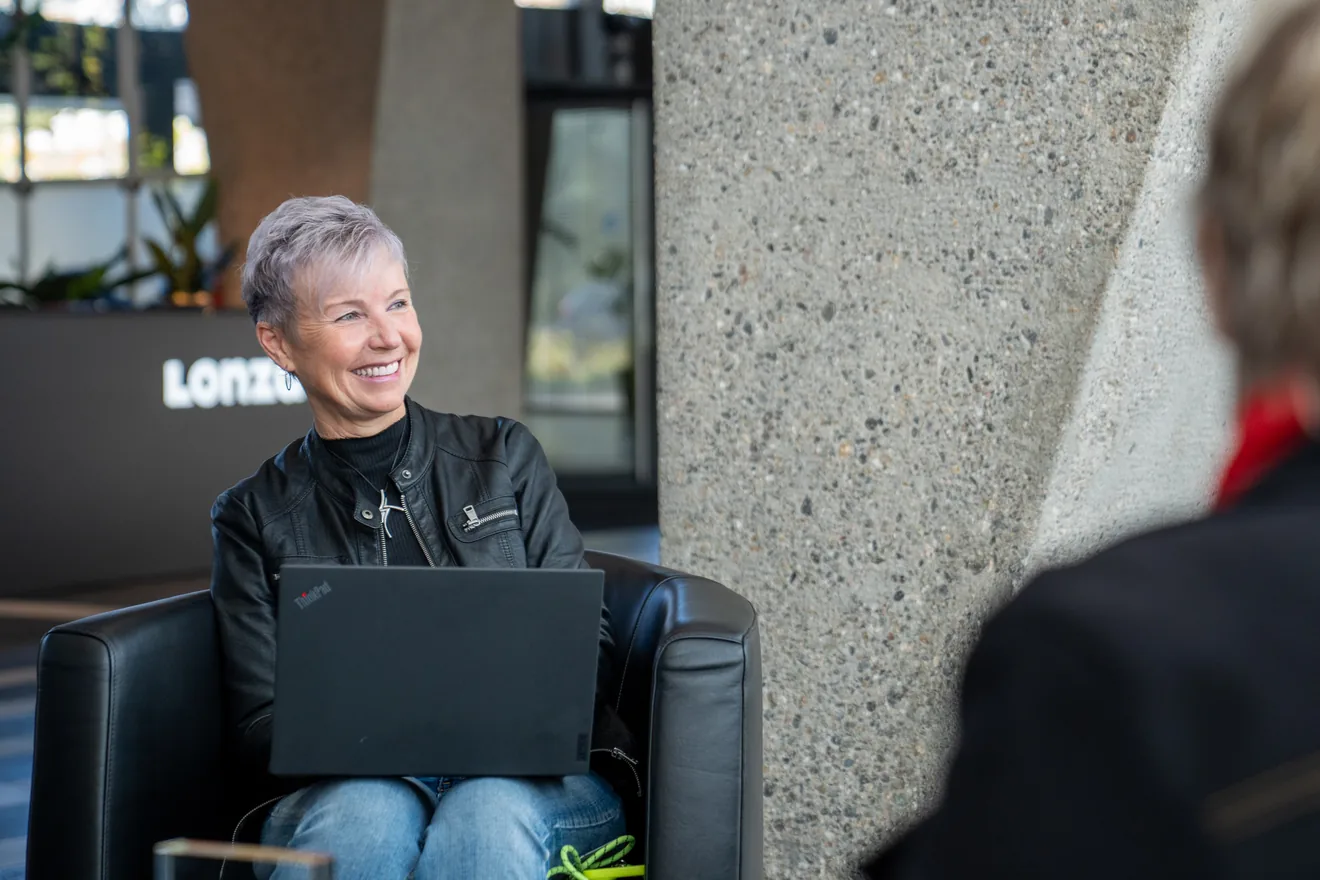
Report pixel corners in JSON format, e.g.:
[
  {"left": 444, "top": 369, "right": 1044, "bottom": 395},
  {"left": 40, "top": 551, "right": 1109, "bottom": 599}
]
[
  {"left": 416, "top": 775, "right": 624, "bottom": 880},
  {"left": 260, "top": 778, "right": 430, "bottom": 880},
  {"left": 438, "top": 778, "right": 551, "bottom": 837}
]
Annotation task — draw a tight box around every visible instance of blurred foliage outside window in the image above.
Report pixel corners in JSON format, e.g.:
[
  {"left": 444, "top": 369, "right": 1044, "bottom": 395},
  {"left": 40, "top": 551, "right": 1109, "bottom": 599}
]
[{"left": 0, "top": 0, "right": 225, "bottom": 309}]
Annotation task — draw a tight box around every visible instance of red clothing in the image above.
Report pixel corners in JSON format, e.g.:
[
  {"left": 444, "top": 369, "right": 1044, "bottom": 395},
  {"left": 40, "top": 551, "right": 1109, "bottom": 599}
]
[{"left": 1215, "top": 389, "right": 1309, "bottom": 510}]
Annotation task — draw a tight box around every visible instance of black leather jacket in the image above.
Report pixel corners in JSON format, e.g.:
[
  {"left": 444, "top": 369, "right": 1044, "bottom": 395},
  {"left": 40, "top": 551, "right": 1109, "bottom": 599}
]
[{"left": 210, "top": 398, "right": 638, "bottom": 801}]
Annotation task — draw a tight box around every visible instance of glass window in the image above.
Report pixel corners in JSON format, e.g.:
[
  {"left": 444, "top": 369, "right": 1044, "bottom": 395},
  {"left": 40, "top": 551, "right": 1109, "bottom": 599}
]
[
  {"left": 603, "top": 0, "right": 653, "bottom": 17},
  {"left": 28, "top": 180, "right": 126, "bottom": 276},
  {"left": 171, "top": 78, "right": 208, "bottom": 174},
  {"left": 137, "top": 16, "right": 208, "bottom": 174},
  {"left": 526, "top": 107, "right": 634, "bottom": 411},
  {"left": 0, "top": 184, "right": 18, "bottom": 289},
  {"left": 28, "top": 16, "right": 116, "bottom": 98},
  {"left": 130, "top": 0, "right": 187, "bottom": 30},
  {"left": 21, "top": 182, "right": 149, "bottom": 308},
  {"left": 0, "top": 0, "right": 221, "bottom": 310},
  {"left": 0, "top": 98, "right": 18, "bottom": 182},
  {"left": 524, "top": 104, "right": 644, "bottom": 475},
  {"left": 520, "top": 411, "right": 635, "bottom": 474},
  {"left": 39, "top": 0, "right": 122, "bottom": 25},
  {"left": 1, "top": 0, "right": 122, "bottom": 24},
  {"left": 0, "top": 13, "right": 16, "bottom": 95},
  {"left": 18, "top": 9, "right": 126, "bottom": 181},
  {"left": 24, "top": 96, "right": 128, "bottom": 180}
]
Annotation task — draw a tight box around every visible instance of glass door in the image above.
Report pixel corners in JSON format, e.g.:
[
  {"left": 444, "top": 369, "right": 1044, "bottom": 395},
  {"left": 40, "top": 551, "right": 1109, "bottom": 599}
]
[{"left": 522, "top": 94, "right": 654, "bottom": 488}]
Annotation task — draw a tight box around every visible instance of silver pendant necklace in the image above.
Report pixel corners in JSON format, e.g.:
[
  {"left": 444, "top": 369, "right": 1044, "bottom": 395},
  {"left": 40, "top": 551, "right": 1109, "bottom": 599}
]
[{"left": 323, "top": 416, "right": 410, "bottom": 539}]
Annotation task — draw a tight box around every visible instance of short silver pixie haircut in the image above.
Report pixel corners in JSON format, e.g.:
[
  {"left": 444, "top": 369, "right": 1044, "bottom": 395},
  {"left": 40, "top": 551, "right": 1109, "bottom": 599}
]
[{"left": 241, "top": 195, "right": 408, "bottom": 331}]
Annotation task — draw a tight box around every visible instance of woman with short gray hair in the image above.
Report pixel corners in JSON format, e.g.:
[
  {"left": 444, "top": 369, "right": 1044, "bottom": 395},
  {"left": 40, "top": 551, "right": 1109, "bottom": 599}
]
[
  {"left": 860, "top": 2, "right": 1320, "bottom": 876},
  {"left": 210, "top": 195, "right": 638, "bottom": 879}
]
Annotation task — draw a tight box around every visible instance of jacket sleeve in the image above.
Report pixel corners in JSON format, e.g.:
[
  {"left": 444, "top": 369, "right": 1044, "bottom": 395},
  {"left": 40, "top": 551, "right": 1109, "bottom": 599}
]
[
  {"left": 507, "top": 419, "right": 610, "bottom": 669},
  {"left": 507, "top": 420, "right": 641, "bottom": 793},
  {"left": 209, "top": 490, "right": 278, "bottom": 775},
  {"left": 858, "top": 573, "right": 1204, "bottom": 880}
]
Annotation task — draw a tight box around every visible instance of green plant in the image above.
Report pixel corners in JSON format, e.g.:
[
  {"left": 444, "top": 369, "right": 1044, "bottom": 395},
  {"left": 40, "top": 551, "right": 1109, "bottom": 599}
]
[
  {"left": 0, "top": 249, "right": 152, "bottom": 308},
  {"left": 143, "top": 177, "right": 236, "bottom": 296},
  {"left": 1, "top": 3, "right": 111, "bottom": 98},
  {"left": 0, "top": 3, "right": 46, "bottom": 56},
  {"left": 31, "top": 21, "right": 110, "bottom": 96},
  {"left": 138, "top": 131, "right": 172, "bottom": 171}
]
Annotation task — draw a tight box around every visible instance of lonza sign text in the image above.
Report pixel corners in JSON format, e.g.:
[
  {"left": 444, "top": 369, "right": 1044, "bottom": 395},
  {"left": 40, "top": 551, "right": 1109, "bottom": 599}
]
[{"left": 163, "top": 357, "right": 306, "bottom": 409}]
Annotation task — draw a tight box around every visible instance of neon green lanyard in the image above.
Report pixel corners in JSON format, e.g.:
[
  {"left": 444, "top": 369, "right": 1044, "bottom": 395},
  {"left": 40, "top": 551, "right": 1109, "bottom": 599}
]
[{"left": 547, "top": 835, "right": 644, "bottom": 879}]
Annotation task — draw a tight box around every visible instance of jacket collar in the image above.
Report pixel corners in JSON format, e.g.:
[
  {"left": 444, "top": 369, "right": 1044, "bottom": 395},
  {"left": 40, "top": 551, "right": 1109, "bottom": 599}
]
[
  {"left": 303, "top": 397, "right": 434, "bottom": 527},
  {"left": 1231, "top": 437, "right": 1320, "bottom": 514}
]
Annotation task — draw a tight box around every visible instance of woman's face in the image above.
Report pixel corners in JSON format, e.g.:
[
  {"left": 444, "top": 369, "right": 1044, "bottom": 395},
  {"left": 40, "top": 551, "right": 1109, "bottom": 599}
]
[{"left": 260, "top": 248, "right": 422, "bottom": 438}]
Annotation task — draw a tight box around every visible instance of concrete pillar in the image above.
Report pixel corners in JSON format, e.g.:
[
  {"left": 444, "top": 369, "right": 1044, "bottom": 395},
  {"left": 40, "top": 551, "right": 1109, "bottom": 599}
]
[
  {"left": 370, "top": 0, "right": 526, "bottom": 419},
  {"left": 654, "top": 0, "right": 1249, "bottom": 873}
]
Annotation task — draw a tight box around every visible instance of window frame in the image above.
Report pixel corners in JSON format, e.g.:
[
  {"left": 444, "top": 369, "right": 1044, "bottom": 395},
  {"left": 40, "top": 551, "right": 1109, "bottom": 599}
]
[
  {"left": 522, "top": 83, "right": 655, "bottom": 487},
  {"left": 2, "top": 0, "right": 205, "bottom": 290}
]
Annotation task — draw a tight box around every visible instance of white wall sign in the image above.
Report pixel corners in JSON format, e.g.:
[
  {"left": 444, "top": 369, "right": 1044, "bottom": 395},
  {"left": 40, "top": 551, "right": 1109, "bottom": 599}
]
[{"left": 163, "top": 357, "right": 306, "bottom": 409}]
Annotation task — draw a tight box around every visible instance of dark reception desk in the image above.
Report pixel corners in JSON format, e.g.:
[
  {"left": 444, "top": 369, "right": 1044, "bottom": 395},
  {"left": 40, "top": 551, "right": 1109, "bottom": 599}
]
[{"left": 0, "top": 310, "right": 311, "bottom": 595}]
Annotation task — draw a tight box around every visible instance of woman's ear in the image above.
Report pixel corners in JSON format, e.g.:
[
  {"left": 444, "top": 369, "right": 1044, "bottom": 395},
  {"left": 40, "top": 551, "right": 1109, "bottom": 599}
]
[
  {"left": 1198, "top": 213, "right": 1232, "bottom": 338},
  {"left": 255, "top": 322, "right": 295, "bottom": 374}
]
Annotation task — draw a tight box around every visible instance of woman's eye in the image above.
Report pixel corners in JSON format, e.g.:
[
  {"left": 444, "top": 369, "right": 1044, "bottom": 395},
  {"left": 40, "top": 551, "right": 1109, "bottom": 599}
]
[
  {"left": 336, "top": 311, "right": 360, "bottom": 322},
  {"left": 389, "top": 299, "right": 409, "bottom": 310}
]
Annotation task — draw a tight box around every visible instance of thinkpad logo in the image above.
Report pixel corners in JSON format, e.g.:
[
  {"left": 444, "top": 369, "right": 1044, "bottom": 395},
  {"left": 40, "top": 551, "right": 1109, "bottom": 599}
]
[{"left": 294, "top": 581, "right": 332, "bottom": 610}]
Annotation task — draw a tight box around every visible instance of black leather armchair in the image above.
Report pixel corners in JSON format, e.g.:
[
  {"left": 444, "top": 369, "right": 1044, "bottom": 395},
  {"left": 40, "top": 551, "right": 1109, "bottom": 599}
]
[{"left": 26, "top": 551, "right": 762, "bottom": 880}]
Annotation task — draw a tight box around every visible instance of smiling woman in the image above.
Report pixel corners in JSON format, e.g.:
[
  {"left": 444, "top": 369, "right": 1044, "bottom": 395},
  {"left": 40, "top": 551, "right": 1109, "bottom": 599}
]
[
  {"left": 213, "top": 195, "right": 638, "bottom": 880},
  {"left": 242, "top": 196, "right": 421, "bottom": 439}
]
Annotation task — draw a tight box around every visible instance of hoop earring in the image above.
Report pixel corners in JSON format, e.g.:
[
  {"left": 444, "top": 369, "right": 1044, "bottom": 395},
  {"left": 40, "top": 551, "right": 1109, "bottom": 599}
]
[{"left": 285, "top": 371, "right": 294, "bottom": 391}]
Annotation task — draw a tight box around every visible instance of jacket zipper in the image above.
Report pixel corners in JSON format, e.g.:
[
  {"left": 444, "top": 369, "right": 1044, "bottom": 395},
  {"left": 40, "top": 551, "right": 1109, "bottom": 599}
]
[
  {"left": 462, "top": 504, "right": 517, "bottom": 532},
  {"left": 591, "top": 746, "right": 642, "bottom": 797},
  {"left": 401, "top": 492, "right": 437, "bottom": 567},
  {"left": 378, "top": 515, "right": 389, "bottom": 566}
]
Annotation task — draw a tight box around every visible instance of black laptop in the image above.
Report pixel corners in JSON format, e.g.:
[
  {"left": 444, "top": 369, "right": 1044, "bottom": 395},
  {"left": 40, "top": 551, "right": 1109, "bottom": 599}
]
[{"left": 269, "top": 564, "right": 605, "bottom": 778}]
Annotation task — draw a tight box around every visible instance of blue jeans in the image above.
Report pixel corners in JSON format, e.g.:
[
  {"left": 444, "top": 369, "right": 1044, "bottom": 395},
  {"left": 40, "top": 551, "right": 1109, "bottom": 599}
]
[{"left": 256, "top": 774, "right": 624, "bottom": 880}]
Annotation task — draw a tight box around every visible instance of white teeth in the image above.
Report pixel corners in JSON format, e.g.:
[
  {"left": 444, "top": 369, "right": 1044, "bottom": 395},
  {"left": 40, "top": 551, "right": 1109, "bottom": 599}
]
[{"left": 352, "top": 360, "right": 400, "bottom": 378}]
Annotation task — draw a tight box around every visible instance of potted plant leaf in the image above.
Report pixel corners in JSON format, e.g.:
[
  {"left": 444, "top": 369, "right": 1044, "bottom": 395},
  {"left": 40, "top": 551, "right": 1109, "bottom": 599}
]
[
  {"left": 143, "top": 177, "right": 236, "bottom": 308},
  {"left": 0, "top": 249, "right": 154, "bottom": 310}
]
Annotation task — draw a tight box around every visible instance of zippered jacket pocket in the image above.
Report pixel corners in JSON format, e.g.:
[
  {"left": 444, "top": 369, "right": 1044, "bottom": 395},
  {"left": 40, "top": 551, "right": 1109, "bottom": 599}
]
[{"left": 446, "top": 495, "right": 521, "bottom": 543}]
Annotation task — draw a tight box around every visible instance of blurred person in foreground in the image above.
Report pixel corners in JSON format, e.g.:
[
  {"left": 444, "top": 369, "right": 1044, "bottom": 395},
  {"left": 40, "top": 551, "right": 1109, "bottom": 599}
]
[
  {"left": 860, "top": 3, "right": 1320, "bottom": 877},
  {"left": 210, "top": 195, "right": 637, "bottom": 880}
]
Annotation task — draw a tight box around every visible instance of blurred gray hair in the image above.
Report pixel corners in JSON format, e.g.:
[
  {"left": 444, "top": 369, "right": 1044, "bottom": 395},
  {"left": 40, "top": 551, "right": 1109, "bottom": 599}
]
[
  {"left": 241, "top": 195, "right": 408, "bottom": 331},
  {"left": 1197, "top": 0, "right": 1320, "bottom": 385}
]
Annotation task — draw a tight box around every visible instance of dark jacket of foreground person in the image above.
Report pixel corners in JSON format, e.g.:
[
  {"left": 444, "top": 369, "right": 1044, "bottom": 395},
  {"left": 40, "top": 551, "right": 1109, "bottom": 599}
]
[{"left": 862, "top": 441, "right": 1320, "bottom": 879}]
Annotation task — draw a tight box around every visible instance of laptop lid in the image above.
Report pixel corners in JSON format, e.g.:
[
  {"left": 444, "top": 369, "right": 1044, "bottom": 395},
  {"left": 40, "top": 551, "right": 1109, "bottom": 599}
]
[{"left": 270, "top": 564, "right": 604, "bottom": 779}]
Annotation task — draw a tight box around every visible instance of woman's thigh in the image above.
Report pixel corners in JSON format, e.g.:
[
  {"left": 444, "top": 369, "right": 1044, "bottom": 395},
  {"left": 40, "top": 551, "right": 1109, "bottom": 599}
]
[
  {"left": 258, "top": 778, "right": 432, "bottom": 880},
  {"left": 416, "top": 774, "right": 625, "bottom": 880}
]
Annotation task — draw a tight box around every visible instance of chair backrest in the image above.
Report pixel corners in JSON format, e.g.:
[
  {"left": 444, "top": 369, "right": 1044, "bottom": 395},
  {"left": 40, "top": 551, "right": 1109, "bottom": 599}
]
[{"left": 27, "top": 591, "right": 233, "bottom": 880}]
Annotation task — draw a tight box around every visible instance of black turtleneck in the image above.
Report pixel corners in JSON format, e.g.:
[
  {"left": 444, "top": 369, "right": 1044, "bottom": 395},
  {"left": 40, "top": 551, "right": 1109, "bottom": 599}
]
[{"left": 322, "top": 414, "right": 432, "bottom": 567}]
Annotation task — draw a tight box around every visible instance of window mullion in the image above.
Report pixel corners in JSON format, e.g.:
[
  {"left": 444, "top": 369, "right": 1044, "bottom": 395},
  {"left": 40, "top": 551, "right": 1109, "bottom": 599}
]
[
  {"left": 118, "top": 0, "right": 143, "bottom": 297},
  {"left": 14, "top": 10, "right": 30, "bottom": 283}
]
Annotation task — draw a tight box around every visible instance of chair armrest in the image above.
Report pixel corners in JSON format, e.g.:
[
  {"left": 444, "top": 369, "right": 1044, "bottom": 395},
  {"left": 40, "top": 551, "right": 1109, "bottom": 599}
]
[
  {"left": 644, "top": 574, "right": 763, "bottom": 880},
  {"left": 27, "top": 591, "right": 230, "bottom": 880}
]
